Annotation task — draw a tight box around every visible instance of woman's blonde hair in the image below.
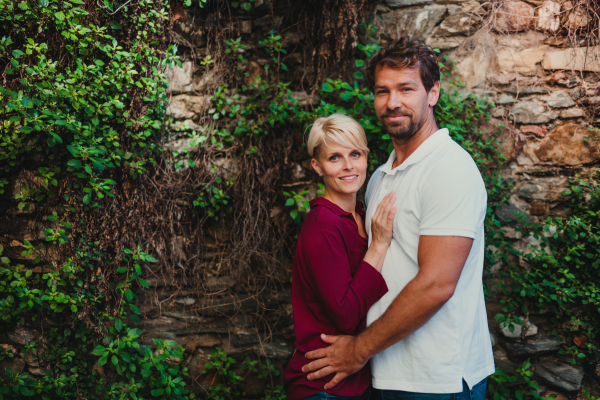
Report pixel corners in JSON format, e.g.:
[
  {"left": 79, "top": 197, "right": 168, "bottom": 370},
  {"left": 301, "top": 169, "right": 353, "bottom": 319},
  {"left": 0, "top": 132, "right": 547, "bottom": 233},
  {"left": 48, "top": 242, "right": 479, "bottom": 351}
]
[{"left": 306, "top": 114, "right": 369, "bottom": 158}]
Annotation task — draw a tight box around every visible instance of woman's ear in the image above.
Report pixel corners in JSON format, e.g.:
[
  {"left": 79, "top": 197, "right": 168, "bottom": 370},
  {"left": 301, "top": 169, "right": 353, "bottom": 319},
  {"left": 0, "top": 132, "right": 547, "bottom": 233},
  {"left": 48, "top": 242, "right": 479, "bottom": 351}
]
[{"left": 311, "top": 158, "right": 323, "bottom": 177}]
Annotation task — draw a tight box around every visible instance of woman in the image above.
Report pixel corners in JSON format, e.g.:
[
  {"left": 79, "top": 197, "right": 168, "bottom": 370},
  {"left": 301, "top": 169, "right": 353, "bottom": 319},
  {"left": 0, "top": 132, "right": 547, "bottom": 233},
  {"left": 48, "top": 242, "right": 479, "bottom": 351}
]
[{"left": 284, "top": 114, "right": 397, "bottom": 400}]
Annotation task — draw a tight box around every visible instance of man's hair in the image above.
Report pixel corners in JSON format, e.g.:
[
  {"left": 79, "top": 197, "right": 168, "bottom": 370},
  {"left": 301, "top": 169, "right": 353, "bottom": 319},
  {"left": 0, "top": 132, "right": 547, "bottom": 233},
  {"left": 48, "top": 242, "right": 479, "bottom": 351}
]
[
  {"left": 307, "top": 113, "right": 369, "bottom": 159},
  {"left": 367, "top": 37, "right": 440, "bottom": 93}
]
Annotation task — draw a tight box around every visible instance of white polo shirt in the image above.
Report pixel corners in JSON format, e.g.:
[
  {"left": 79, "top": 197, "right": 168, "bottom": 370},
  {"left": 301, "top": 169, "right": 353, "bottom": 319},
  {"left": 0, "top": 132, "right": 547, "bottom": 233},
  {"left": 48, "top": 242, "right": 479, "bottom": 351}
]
[{"left": 365, "top": 128, "right": 495, "bottom": 393}]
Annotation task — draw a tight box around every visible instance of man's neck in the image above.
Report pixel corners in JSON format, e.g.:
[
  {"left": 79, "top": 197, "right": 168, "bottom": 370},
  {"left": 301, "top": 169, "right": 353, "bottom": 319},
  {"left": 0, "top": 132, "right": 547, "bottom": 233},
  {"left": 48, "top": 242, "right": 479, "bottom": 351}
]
[{"left": 391, "top": 118, "right": 439, "bottom": 170}]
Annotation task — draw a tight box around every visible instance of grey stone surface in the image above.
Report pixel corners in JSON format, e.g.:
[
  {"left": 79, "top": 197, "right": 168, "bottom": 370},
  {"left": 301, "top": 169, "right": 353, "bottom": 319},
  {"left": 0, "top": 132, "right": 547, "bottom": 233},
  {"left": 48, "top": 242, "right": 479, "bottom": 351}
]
[
  {"left": 0, "top": 358, "right": 25, "bottom": 376},
  {"left": 436, "top": 11, "right": 481, "bottom": 36},
  {"left": 495, "top": 203, "right": 533, "bottom": 225},
  {"left": 539, "top": 90, "right": 576, "bottom": 108},
  {"left": 166, "top": 95, "right": 211, "bottom": 119},
  {"left": 535, "top": 359, "right": 584, "bottom": 392},
  {"left": 504, "top": 86, "right": 552, "bottom": 95},
  {"left": 511, "top": 101, "right": 557, "bottom": 124},
  {"left": 497, "top": 94, "right": 516, "bottom": 105},
  {"left": 517, "top": 177, "right": 569, "bottom": 202},
  {"left": 253, "top": 342, "right": 294, "bottom": 359},
  {"left": 559, "top": 107, "right": 585, "bottom": 118},
  {"left": 7, "top": 325, "right": 37, "bottom": 345},
  {"left": 504, "top": 336, "right": 562, "bottom": 358},
  {"left": 500, "top": 320, "right": 538, "bottom": 338},
  {"left": 385, "top": 0, "right": 432, "bottom": 7},
  {"left": 377, "top": 5, "right": 447, "bottom": 41}
]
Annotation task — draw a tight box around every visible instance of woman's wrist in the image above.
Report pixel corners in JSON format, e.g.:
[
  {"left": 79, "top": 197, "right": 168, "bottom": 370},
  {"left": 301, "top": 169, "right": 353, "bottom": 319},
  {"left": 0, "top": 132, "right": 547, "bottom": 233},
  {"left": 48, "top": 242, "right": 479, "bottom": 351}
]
[{"left": 370, "top": 241, "right": 389, "bottom": 255}]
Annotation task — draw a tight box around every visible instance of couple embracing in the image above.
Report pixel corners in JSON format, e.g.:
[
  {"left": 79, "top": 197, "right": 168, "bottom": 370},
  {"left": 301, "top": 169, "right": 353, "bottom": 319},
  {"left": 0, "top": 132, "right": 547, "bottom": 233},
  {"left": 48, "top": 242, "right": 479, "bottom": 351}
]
[{"left": 284, "top": 37, "right": 495, "bottom": 400}]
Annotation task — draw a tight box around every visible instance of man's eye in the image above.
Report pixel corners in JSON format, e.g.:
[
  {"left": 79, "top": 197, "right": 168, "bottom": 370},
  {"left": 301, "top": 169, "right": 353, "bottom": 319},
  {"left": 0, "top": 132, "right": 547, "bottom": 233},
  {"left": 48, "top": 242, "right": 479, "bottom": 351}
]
[{"left": 330, "top": 156, "right": 338, "bottom": 161}]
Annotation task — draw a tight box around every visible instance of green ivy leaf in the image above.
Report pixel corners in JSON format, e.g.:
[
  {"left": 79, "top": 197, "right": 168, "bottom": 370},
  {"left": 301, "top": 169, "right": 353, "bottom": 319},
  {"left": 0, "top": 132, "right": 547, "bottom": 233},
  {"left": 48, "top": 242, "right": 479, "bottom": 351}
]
[
  {"left": 321, "top": 83, "right": 334, "bottom": 93},
  {"left": 54, "top": 11, "right": 65, "bottom": 21},
  {"left": 355, "top": 59, "right": 365, "bottom": 68},
  {"left": 114, "top": 318, "right": 123, "bottom": 332},
  {"left": 109, "top": 20, "right": 122, "bottom": 30}
]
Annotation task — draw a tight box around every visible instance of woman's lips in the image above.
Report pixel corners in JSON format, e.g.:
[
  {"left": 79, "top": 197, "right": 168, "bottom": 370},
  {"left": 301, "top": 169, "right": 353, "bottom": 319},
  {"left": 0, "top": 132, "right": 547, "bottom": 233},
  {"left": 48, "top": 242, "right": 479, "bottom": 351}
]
[{"left": 338, "top": 175, "right": 358, "bottom": 183}]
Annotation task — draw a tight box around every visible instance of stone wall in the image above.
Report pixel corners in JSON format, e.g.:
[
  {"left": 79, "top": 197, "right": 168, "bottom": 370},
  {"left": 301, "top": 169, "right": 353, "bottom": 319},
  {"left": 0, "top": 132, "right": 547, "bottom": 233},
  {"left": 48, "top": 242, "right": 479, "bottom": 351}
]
[{"left": 2, "top": 0, "right": 600, "bottom": 398}]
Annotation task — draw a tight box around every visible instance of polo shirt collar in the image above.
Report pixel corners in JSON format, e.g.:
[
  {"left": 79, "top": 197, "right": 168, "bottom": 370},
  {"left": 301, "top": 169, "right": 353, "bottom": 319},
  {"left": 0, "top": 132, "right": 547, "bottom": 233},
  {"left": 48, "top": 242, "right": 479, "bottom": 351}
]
[
  {"left": 310, "top": 197, "right": 365, "bottom": 217},
  {"left": 379, "top": 128, "right": 450, "bottom": 176}
]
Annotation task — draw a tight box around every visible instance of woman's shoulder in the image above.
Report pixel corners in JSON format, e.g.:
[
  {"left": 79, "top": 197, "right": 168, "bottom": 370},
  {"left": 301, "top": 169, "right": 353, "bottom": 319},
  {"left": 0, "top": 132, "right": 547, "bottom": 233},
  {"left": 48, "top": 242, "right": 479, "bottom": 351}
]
[{"left": 300, "top": 205, "right": 345, "bottom": 238}]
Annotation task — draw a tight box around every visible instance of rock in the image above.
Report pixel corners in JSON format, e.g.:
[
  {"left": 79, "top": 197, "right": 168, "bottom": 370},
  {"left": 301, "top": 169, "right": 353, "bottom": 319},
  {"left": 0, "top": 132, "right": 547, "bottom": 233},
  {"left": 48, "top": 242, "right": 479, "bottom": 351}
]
[
  {"left": 521, "top": 125, "right": 547, "bottom": 137},
  {"left": 176, "top": 297, "right": 196, "bottom": 305},
  {"left": 490, "top": 332, "right": 497, "bottom": 347},
  {"left": 491, "top": 107, "right": 505, "bottom": 118},
  {"left": 511, "top": 101, "right": 557, "bottom": 124},
  {"left": 212, "top": 158, "right": 240, "bottom": 181},
  {"left": 0, "top": 344, "right": 16, "bottom": 355},
  {"left": 539, "top": 90, "right": 576, "bottom": 108},
  {"left": 7, "top": 325, "right": 37, "bottom": 345},
  {"left": 243, "top": 61, "right": 263, "bottom": 87},
  {"left": 564, "top": 3, "right": 590, "bottom": 30},
  {"left": 425, "top": 35, "right": 466, "bottom": 50},
  {"left": 456, "top": 42, "right": 489, "bottom": 89},
  {"left": 28, "top": 367, "right": 45, "bottom": 376},
  {"left": 253, "top": 342, "right": 294, "bottom": 359},
  {"left": 291, "top": 91, "right": 315, "bottom": 107},
  {"left": 240, "top": 20, "right": 252, "bottom": 34},
  {"left": 542, "top": 46, "right": 600, "bottom": 72},
  {"left": 529, "top": 202, "right": 550, "bottom": 215},
  {"left": 496, "top": 46, "right": 548, "bottom": 74},
  {"left": 494, "top": 1, "right": 534, "bottom": 32},
  {"left": 504, "top": 86, "right": 552, "bottom": 95},
  {"left": 291, "top": 163, "right": 306, "bottom": 181},
  {"left": 385, "top": 0, "right": 432, "bottom": 7},
  {"left": 502, "top": 226, "right": 522, "bottom": 239},
  {"left": 537, "top": 1, "right": 561, "bottom": 31},
  {"left": 517, "top": 154, "right": 535, "bottom": 165},
  {"left": 183, "top": 335, "right": 222, "bottom": 354},
  {"left": 162, "top": 137, "right": 201, "bottom": 155},
  {"left": 522, "top": 123, "right": 600, "bottom": 166},
  {"left": 377, "top": 5, "right": 447, "bottom": 41},
  {"left": 495, "top": 203, "right": 533, "bottom": 225},
  {"left": 500, "top": 319, "right": 538, "bottom": 338},
  {"left": 534, "top": 359, "right": 584, "bottom": 392},
  {"left": 166, "top": 95, "right": 211, "bottom": 119},
  {"left": 231, "top": 330, "right": 260, "bottom": 346},
  {"left": 504, "top": 335, "right": 561, "bottom": 357},
  {"left": 559, "top": 107, "right": 585, "bottom": 118},
  {"left": 517, "top": 177, "right": 570, "bottom": 201},
  {"left": 166, "top": 61, "right": 195, "bottom": 94},
  {"left": 461, "top": 1, "right": 485, "bottom": 14},
  {"left": 497, "top": 94, "right": 517, "bottom": 105},
  {"left": 20, "top": 352, "right": 39, "bottom": 367},
  {"left": 170, "top": 119, "right": 205, "bottom": 132},
  {"left": 488, "top": 73, "right": 517, "bottom": 86},
  {"left": 543, "top": 392, "right": 568, "bottom": 400},
  {"left": 0, "top": 358, "right": 25, "bottom": 375},
  {"left": 436, "top": 11, "right": 481, "bottom": 36}
]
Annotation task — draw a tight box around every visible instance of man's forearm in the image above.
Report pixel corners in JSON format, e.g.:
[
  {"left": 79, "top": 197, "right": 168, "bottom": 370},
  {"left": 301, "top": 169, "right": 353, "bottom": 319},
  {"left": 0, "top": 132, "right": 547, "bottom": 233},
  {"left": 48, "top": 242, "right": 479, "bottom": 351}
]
[{"left": 355, "top": 272, "right": 453, "bottom": 361}]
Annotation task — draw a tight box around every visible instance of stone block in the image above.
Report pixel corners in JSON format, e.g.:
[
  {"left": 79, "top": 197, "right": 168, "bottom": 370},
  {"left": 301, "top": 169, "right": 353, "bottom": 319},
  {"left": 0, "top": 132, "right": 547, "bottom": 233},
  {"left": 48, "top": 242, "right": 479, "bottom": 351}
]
[
  {"left": 564, "top": 2, "right": 590, "bottom": 30},
  {"left": 436, "top": 11, "right": 482, "bottom": 36},
  {"left": 521, "top": 125, "right": 547, "bottom": 137},
  {"left": 496, "top": 46, "right": 548, "bottom": 75},
  {"left": 0, "top": 358, "right": 25, "bottom": 376},
  {"left": 504, "top": 86, "right": 552, "bottom": 95},
  {"left": 377, "top": 5, "right": 447, "bottom": 41},
  {"left": 385, "top": 0, "right": 432, "bottom": 7},
  {"left": 517, "top": 177, "right": 569, "bottom": 202},
  {"left": 166, "top": 95, "right": 211, "bottom": 120},
  {"left": 558, "top": 107, "right": 585, "bottom": 118},
  {"left": 537, "top": 1, "right": 560, "bottom": 31},
  {"left": 456, "top": 44, "right": 489, "bottom": 89},
  {"left": 497, "top": 94, "right": 516, "bottom": 105},
  {"left": 488, "top": 72, "right": 516, "bottom": 86},
  {"left": 542, "top": 46, "right": 600, "bottom": 72},
  {"left": 425, "top": 35, "right": 467, "bottom": 50},
  {"left": 493, "top": 1, "right": 534, "bottom": 33},
  {"left": 500, "top": 319, "right": 538, "bottom": 338},
  {"left": 534, "top": 358, "right": 584, "bottom": 392},
  {"left": 529, "top": 202, "right": 549, "bottom": 215},
  {"left": 253, "top": 342, "right": 294, "bottom": 360},
  {"left": 511, "top": 101, "right": 557, "bottom": 124},
  {"left": 504, "top": 335, "right": 561, "bottom": 358},
  {"left": 495, "top": 202, "right": 533, "bottom": 225},
  {"left": 539, "top": 90, "right": 576, "bottom": 108},
  {"left": 523, "top": 123, "right": 600, "bottom": 166},
  {"left": 7, "top": 325, "right": 37, "bottom": 345}
]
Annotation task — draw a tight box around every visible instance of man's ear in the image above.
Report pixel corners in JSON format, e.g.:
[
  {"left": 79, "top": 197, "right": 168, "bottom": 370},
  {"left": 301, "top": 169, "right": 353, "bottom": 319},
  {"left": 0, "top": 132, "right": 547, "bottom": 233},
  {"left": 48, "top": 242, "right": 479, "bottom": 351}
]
[
  {"left": 428, "top": 81, "right": 441, "bottom": 108},
  {"left": 311, "top": 158, "right": 323, "bottom": 176}
]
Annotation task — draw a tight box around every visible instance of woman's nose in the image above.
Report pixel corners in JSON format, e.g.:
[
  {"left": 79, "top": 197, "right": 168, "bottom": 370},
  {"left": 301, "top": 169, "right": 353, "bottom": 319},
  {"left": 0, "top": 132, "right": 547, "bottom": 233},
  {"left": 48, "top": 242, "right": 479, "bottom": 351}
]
[{"left": 342, "top": 157, "right": 355, "bottom": 170}]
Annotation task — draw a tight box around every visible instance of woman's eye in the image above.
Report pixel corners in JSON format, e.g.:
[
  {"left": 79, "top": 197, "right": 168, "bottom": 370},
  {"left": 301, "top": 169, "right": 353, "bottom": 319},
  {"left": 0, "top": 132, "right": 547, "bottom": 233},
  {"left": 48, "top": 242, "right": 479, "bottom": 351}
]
[{"left": 351, "top": 152, "right": 361, "bottom": 158}]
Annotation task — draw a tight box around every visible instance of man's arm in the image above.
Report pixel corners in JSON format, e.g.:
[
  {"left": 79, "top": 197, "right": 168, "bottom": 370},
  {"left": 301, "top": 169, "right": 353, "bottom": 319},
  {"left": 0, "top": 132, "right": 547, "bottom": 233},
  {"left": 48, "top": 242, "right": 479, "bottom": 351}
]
[{"left": 302, "top": 235, "right": 473, "bottom": 389}]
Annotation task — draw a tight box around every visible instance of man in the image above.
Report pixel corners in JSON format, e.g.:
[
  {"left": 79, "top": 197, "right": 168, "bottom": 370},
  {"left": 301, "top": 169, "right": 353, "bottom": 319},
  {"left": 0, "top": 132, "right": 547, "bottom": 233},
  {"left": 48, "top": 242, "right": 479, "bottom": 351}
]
[{"left": 302, "top": 37, "right": 494, "bottom": 399}]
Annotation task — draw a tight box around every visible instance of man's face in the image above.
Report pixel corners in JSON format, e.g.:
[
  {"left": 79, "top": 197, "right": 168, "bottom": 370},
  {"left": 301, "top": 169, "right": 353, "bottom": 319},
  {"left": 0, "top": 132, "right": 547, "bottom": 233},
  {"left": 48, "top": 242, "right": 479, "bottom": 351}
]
[{"left": 373, "top": 64, "right": 439, "bottom": 142}]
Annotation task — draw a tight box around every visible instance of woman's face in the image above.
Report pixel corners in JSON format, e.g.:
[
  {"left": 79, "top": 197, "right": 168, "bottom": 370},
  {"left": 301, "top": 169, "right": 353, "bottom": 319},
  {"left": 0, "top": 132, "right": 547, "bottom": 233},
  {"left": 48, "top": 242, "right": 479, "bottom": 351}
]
[{"left": 311, "top": 141, "right": 368, "bottom": 198}]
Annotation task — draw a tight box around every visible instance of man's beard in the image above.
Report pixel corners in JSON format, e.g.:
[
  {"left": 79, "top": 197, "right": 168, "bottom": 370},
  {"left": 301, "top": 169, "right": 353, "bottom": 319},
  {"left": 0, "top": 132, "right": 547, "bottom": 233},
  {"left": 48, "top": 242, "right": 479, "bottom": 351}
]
[{"left": 380, "top": 110, "right": 425, "bottom": 144}]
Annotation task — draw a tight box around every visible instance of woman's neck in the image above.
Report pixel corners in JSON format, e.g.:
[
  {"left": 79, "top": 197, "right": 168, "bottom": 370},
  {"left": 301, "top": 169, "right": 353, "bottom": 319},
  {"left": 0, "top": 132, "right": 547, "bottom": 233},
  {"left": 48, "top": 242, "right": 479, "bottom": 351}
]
[{"left": 324, "top": 190, "right": 357, "bottom": 215}]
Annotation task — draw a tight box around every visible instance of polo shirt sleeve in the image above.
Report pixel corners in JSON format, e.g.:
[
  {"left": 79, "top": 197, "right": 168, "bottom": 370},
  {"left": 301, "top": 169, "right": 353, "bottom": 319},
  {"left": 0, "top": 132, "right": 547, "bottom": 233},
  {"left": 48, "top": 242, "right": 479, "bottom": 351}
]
[
  {"left": 419, "top": 157, "right": 487, "bottom": 239},
  {"left": 303, "top": 228, "right": 388, "bottom": 334}
]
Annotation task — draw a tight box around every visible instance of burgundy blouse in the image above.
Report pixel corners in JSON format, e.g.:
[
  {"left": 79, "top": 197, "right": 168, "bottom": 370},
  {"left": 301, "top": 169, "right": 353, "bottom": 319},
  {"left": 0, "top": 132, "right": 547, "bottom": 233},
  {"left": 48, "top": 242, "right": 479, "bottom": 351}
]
[{"left": 284, "top": 197, "right": 388, "bottom": 400}]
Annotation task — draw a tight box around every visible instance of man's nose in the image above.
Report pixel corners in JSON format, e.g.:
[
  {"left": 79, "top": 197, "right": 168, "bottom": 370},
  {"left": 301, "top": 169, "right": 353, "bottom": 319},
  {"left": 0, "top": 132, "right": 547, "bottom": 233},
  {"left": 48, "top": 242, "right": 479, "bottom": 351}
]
[{"left": 387, "top": 91, "right": 403, "bottom": 110}]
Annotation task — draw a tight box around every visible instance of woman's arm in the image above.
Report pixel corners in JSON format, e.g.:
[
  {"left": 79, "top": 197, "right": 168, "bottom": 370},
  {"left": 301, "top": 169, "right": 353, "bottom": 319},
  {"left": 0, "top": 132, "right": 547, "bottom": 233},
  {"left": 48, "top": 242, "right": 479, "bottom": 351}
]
[
  {"left": 304, "top": 229, "right": 388, "bottom": 334},
  {"left": 303, "top": 193, "right": 396, "bottom": 334}
]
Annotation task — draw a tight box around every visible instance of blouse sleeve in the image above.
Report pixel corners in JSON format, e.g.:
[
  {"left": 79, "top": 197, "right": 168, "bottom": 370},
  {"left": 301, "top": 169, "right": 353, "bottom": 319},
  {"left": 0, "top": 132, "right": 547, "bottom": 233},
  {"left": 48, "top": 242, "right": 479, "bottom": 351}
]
[{"left": 303, "top": 228, "right": 388, "bottom": 334}]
